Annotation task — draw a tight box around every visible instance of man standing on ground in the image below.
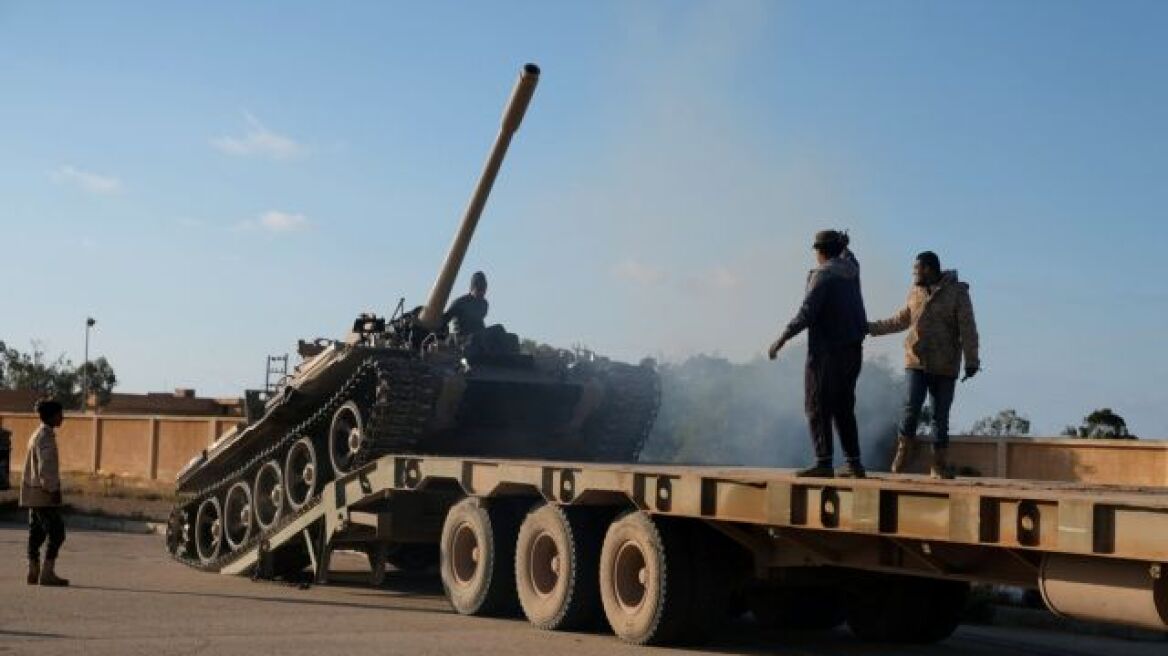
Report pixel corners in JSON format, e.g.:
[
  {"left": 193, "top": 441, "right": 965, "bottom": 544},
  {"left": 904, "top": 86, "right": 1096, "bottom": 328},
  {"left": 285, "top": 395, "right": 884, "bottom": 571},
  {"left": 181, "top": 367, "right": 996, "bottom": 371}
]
[
  {"left": 868, "top": 251, "right": 980, "bottom": 478},
  {"left": 769, "top": 230, "right": 869, "bottom": 478},
  {"left": 20, "top": 398, "right": 70, "bottom": 586}
]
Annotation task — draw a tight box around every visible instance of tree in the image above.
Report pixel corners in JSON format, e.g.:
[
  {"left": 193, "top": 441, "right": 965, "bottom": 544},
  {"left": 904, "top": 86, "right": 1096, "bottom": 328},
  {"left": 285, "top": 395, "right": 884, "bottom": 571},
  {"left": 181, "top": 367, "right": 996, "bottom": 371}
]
[
  {"left": 77, "top": 357, "right": 118, "bottom": 407},
  {"left": 969, "top": 409, "right": 1031, "bottom": 437},
  {"left": 0, "top": 341, "right": 79, "bottom": 405},
  {"left": 1061, "top": 408, "right": 1135, "bottom": 440},
  {"left": 0, "top": 340, "right": 118, "bottom": 409}
]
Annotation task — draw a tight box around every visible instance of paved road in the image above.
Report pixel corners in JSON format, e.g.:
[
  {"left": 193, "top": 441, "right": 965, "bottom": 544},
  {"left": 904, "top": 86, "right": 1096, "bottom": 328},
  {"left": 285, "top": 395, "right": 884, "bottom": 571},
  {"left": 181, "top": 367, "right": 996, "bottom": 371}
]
[{"left": 0, "top": 523, "right": 1163, "bottom": 656}]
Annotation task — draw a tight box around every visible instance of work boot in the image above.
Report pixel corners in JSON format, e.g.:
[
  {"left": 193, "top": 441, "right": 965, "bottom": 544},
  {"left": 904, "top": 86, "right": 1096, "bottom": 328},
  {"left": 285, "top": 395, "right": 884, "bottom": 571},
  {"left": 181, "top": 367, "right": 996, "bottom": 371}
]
[
  {"left": 930, "top": 445, "right": 954, "bottom": 480},
  {"left": 38, "top": 559, "right": 69, "bottom": 587},
  {"left": 836, "top": 461, "right": 866, "bottom": 479},
  {"left": 26, "top": 559, "right": 40, "bottom": 585},
  {"left": 796, "top": 463, "right": 835, "bottom": 478},
  {"left": 889, "top": 435, "right": 915, "bottom": 474}
]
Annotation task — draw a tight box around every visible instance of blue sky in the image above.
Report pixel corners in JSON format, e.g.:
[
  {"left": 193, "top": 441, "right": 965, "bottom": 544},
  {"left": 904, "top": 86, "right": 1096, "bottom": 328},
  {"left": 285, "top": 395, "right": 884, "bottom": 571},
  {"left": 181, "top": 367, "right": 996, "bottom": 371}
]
[{"left": 1, "top": 1, "right": 1165, "bottom": 437}]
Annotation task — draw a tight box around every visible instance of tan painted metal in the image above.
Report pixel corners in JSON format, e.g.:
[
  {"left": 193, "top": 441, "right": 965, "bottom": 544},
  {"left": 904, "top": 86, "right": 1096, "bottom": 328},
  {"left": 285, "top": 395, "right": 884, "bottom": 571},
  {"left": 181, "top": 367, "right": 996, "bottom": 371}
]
[
  {"left": 1040, "top": 554, "right": 1167, "bottom": 631},
  {"left": 417, "top": 63, "right": 540, "bottom": 330},
  {"left": 221, "top": 453, "right": 1168, "bottom": 631}
]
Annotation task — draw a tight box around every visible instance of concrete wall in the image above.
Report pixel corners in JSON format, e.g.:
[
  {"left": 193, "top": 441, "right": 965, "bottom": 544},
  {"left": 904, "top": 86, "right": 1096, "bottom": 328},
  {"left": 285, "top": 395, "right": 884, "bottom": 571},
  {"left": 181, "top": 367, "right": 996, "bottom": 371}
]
[
  {"left": 3, "top": 409, "right": 1166, "bottom": 486},
  {"left": 2, "top": 411, "right": 239, "bottom": 482}
]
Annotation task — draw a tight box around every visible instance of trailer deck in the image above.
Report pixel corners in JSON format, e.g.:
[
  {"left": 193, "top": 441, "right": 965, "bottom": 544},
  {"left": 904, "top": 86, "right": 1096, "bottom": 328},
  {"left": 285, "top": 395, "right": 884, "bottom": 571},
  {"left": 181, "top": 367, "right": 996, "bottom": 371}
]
[{"left": 194, "top": 453, "right": 1167, "bottom": 641}]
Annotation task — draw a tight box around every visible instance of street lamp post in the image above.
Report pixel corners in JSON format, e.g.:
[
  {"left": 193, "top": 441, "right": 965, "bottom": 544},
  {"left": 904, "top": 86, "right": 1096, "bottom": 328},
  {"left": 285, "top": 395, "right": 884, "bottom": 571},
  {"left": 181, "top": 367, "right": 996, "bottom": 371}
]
[{"left": 82, "top": 317, "right": 96, "bottom": 412}]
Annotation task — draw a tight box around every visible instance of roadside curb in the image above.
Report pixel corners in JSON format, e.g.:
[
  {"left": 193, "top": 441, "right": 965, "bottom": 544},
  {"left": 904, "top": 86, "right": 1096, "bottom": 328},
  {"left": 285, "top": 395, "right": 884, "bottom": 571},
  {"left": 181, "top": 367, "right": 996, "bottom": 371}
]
[
  {"left": 66, "top": 514, "right": 166, "bottom": 535},
  {"left": 1, "top": 510, "right": 165, "bottom": 536}
]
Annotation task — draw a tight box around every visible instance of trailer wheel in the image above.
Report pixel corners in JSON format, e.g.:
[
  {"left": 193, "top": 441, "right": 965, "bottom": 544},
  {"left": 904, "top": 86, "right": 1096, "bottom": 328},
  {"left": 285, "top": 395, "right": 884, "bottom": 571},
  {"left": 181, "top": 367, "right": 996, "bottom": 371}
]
[
  {"left": 845, "top": 574, "right": 968, "bottom": 643},
  {"left": 386, "top": 543, "right": 440, "bottom": 572},
  {"left": 515, "top": 503, "right": 603, "bottom": 630},
  {"left": 917, "top": 579, "right": 969, "bottom": 643},
  {"left": 749, "top": 586, "right": 846, "bottom": 631},
  {"left": 599, "top": 511, "right": 694, "bottom": 645},
  {"left": 440, "top": 497, "right": 520, "bottom": 617}
]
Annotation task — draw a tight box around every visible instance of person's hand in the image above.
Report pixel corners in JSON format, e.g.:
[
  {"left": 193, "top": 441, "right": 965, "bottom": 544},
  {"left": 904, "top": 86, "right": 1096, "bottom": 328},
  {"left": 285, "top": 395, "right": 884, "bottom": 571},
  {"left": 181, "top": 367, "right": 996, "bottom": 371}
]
[
  {"left": 767, "top": 338, "right": 786, "bottom": 360},
  {"left": 962, "top": 366, "right": 979, "bottom": 382}
]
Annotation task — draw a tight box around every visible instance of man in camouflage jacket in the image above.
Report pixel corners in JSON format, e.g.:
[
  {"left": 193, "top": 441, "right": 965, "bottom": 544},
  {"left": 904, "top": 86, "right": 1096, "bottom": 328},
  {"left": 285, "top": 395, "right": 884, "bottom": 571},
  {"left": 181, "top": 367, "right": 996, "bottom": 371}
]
[{"left": 868, "top": 251, "right": 980, "bottom": 478}]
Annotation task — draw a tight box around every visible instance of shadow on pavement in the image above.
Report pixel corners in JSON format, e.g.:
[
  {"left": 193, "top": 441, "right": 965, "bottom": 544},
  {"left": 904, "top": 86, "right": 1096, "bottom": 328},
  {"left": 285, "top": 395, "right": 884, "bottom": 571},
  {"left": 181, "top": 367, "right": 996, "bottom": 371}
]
[{"left": 69, "top": 584, "right": 454, "bottom": 615}]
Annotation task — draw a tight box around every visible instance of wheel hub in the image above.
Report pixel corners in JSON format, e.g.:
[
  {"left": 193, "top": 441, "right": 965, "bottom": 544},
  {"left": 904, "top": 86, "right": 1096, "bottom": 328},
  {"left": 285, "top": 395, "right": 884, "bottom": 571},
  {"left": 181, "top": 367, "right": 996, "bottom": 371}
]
[
  {"left": 614, "top": 541, "right": 648, "bottom": 613},
  {"left": 451, "top": 523, "right": 480, "bottom": 586},
  {"left": 529, "top": 532, "right": 562, "bottom": 598}
]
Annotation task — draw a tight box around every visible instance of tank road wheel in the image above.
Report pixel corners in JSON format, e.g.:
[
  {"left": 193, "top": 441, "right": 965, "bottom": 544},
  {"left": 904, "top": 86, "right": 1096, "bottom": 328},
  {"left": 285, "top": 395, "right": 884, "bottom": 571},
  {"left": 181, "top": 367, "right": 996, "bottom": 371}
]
[
  {"left": 440, "top": 497, "right": 521, "bottom": 617},
  {"left": 284, "top": 437, "right": 319, "bottom": 511},
  {"left": 515, "top": 503, "right": 603, "bottom": 631},
  {"left": 223, "top": 481, "right": 255, "bottom": 551},
  {"left": 599, "top": 512, "right": 695, "bottom": 645},
  {"left": 194, "top": 496, "right": 224, "bottom": 564},
  {"left": 166, "top": 507, "right": 188, "bottom": 557},
  {"left": 253, "top": 460, "right": 285, "bottom": 531},
  {"left": 328, "top": 401, "right": 367, "bottom": 476}
]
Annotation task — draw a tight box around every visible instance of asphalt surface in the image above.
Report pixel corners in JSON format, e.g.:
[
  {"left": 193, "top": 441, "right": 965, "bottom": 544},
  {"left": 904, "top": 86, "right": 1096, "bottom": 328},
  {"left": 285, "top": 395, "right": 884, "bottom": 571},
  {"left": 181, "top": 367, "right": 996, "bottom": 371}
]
[{"left": 1, "top": 523, "right": 1164, "bottom": 656}]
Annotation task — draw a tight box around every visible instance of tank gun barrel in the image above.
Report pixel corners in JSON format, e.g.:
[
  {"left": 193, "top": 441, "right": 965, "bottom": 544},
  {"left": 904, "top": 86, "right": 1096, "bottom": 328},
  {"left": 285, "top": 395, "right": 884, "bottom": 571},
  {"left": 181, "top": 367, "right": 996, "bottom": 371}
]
[{"left": 417, "top": 63, "right": 540, "bottom": 330}]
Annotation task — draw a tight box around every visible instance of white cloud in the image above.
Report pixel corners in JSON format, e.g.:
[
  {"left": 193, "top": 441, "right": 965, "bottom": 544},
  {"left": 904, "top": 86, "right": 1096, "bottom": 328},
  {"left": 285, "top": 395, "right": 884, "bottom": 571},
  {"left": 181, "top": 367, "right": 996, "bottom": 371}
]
[
  {"left": 51, "top": 165, "right": 122, "bottom": 195},
  {"left": 212, "top": 112, "right": 306, "bottom": 160},
  {"left": 698, "top": 265, "right": 742, "bottom": 291},
  {"left": 612, "top": 258, "right": 667, "bottom": 286},
  {"left": 236, "top": 210, "right": 311, "bottom": 233}
]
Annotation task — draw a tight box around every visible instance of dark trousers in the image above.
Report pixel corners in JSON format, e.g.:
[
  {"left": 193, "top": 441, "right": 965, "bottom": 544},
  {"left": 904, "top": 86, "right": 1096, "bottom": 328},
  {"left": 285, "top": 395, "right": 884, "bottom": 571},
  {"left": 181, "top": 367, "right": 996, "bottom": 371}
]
[
  {"left": 28, "top": 507, "right": 66, "bottom": 561},
  {"left": 804, "top": 343, "right": 863, "bottom": 464},
  {"left": 898, "top": 369, "right": 957, "bottom": 446}
]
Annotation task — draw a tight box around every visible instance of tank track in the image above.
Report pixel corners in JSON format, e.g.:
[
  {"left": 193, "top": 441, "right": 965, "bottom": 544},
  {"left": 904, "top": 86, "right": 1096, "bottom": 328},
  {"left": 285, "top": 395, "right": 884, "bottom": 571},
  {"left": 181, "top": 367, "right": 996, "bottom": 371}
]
[
  {"left": 580, "top": 362, "right": 661, "bottom": 462},
  {"left": 168, "top": 354, "right": 441, "bottom": 573}
]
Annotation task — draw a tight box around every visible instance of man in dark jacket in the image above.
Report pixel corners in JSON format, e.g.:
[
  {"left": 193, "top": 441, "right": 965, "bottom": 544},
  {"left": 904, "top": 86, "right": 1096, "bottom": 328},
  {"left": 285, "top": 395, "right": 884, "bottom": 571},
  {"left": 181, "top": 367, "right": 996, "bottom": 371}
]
[
  {"left": 442, "top": 271, "right": 489, "bottom": 342},
  {"left": 769, "top": 230, "right": 868, "bottom": 478}
]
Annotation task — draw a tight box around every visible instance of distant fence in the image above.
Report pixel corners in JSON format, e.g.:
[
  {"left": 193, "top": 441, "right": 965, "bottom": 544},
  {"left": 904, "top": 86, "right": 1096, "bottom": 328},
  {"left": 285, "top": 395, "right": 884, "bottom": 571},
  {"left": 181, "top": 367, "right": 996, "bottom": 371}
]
[
  {"left": 2, "top": 411, "right": 239, "bottom": 482},
  {"left": 3, "top": 410, "right": 1166, "bottom": 486}
]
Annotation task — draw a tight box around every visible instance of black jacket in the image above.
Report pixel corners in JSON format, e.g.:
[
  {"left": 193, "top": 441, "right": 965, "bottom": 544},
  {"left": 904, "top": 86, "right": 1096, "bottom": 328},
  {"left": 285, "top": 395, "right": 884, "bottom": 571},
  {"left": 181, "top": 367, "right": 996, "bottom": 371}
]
[{"left": 778, "top": 250, "right": 867, "bottom": 354}]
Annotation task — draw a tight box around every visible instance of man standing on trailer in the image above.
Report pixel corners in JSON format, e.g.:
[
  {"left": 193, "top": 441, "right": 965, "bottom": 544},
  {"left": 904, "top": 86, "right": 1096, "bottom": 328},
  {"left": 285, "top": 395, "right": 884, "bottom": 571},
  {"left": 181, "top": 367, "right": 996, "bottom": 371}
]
[
  {"left": 868, "top": 251, "right": 980, "bottom": 478},
  {"left": 769, "top": 230, "right": 869, "bottom": 478}
]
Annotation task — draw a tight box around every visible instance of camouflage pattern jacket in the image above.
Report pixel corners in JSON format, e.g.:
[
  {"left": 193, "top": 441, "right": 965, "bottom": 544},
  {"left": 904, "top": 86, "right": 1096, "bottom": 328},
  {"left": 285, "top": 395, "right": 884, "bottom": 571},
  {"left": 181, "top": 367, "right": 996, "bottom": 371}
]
[{"left": 868, "top": 270, "right": 980, "bottom": 378}]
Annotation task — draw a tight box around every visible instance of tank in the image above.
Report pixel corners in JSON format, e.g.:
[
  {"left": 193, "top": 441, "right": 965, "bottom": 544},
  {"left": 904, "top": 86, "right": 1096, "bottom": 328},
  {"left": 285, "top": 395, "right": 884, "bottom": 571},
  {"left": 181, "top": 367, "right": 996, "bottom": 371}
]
[{"left": 166, "top": 64, "right": 660, "bottom": 567}]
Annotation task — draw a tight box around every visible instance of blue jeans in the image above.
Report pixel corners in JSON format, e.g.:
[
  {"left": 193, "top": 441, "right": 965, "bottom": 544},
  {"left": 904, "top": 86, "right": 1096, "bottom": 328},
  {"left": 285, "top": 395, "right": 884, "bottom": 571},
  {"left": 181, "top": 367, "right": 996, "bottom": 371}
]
[{"left": 898, "top": 369, "right": 957, "bottom": 446}]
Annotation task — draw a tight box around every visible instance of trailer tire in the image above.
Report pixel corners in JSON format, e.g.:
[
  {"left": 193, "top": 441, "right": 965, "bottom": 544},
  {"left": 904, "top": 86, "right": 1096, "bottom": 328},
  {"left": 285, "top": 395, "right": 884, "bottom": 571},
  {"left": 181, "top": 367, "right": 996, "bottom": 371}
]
[
  {"left": 918, "top": 579, "right": 969, "bottom": 643},
  {"left": 750, "top": 586, "right": 846, "bottom": 631},
  {"left": 515, "top": 503, "right": 603, "bottom": 630},
  {"left": 845, "top": 574, "right": 967, "bottom": 643},
  {"left": 386, "top": 543, "right": 440, "bottom": 572},
  {"left": 599, "top": 511, "right": 694, "bottom": 645},
  {"left": 440, "top": 497, "right": 520, "bottom": 617}
]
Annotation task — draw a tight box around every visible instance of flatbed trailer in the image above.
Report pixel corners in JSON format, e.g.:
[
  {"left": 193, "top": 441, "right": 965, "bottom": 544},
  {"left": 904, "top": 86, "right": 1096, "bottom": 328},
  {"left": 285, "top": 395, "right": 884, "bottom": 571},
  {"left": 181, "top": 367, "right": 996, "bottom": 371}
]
[{"left": 189, "top": 452, "right": 1168, "bottom": 645}]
